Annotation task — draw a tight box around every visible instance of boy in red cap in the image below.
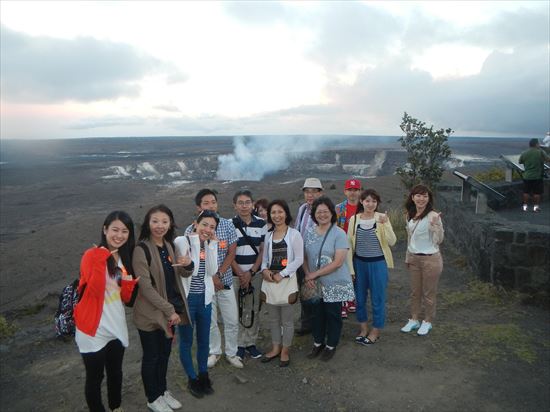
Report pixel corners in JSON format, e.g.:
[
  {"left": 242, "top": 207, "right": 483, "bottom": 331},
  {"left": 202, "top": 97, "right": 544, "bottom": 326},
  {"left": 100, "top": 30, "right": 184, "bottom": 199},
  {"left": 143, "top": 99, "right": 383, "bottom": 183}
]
[{"left": 335, "top": 179, "right": 362, "bottom": 318}]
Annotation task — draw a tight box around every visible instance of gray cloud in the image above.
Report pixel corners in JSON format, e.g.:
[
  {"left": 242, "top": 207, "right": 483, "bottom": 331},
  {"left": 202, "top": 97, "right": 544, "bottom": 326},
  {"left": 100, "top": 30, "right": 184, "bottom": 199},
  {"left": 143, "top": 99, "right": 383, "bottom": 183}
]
[
  {"left": 402, "top": 5, "right": 549, "bottom": 54},
  {"left": 463, "top": 7, "right": 549, "bottom": 48},
  {"left": 325, "top": 44, "right": 549, "bottom": 135},
  {"left": 0, "top": 25, "right": 186, "bottom": 103},
  {"left": 307, "top": 3, "right": 402, "bottom": 70}
]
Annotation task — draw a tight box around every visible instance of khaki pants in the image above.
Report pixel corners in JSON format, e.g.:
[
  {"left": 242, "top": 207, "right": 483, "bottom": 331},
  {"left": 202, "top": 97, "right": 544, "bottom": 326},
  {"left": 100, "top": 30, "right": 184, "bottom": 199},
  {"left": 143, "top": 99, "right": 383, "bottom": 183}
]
[
  {"left": 233, "top": 274, "right": 262, "bottom": 347},
  {"left": 407, "top": 253, "right": 443, "bottom": 322},
  {"left": 266, "top": 304, "right": 295, "bottom": 347}
]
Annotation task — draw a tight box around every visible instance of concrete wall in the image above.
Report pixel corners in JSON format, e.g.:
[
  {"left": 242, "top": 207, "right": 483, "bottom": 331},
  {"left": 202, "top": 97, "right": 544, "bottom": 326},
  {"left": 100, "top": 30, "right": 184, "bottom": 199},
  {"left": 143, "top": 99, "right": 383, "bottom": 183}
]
[{"left": 437, "top": 188, "right": 550, "bottom": 295}]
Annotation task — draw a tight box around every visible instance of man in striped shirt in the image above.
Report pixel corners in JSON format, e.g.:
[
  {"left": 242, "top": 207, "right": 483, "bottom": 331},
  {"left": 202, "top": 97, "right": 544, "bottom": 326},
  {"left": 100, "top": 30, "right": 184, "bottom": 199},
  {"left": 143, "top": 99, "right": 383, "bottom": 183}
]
[{"left": 230, "top": 190, "right": 267, "bottom": 361}]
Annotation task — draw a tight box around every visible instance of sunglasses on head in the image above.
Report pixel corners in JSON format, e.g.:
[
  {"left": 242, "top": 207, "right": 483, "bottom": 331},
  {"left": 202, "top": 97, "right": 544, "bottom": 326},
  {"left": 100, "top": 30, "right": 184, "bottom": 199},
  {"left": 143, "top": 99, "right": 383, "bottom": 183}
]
[{"left": 198, "top": 210, "right": 219, "bottom": 219}]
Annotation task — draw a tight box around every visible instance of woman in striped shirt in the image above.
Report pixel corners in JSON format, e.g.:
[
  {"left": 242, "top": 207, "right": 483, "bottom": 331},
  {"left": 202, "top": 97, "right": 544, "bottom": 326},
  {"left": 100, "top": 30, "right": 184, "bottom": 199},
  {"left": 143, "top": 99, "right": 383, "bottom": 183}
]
[
  {"left": 174, "top": 210, "right": 219, "bottom": 399},
  {"left": 347, "top": 189, "right": 396, "bottom": 345}
]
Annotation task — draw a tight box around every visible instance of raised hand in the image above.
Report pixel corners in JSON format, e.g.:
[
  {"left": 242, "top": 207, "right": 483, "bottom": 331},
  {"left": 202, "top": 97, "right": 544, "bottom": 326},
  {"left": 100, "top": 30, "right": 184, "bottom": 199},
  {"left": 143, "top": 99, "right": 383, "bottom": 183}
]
[
  {"left": 378, "top": 211, "right": 389, "bottom": 224},
  {"left": 430, "top": 212, "right": 442, "bottom": 226},
  {"left": 174, "top": 250, "right": 192, "bottom": 267}
]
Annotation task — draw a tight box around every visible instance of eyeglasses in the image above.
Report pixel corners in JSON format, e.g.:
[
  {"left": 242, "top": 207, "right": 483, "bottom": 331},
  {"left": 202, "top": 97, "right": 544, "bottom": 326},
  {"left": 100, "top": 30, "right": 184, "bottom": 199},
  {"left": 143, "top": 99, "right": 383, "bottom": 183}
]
[{"left": 236, "top": 200, "right": 253, "bottom": 206}]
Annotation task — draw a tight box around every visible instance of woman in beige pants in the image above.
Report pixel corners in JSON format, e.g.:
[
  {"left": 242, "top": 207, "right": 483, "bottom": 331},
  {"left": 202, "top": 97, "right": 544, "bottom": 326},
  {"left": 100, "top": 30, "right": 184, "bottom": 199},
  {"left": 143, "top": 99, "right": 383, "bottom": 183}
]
[{"left": 401, "top": 185, "right": 444, "bottom": 336}]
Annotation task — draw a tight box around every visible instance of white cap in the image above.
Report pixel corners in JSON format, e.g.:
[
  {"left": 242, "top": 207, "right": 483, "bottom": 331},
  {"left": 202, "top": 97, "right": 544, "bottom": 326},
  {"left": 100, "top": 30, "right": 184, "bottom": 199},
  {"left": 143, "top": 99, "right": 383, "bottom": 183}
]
[{"left": 302, "top": 177, "right": 323, "bottom": 190}]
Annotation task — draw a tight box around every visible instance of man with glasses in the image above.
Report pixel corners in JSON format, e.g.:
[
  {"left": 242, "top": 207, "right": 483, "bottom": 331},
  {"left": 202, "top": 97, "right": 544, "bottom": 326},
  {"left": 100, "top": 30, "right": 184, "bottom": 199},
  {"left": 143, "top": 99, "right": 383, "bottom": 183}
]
[
  {"left": 185, "top": 189, "right": 242, "bottom": 369},
  {"left": 294, "top": 178, "right": 324, "bottom": 336},
  {"left": 230, "top": 190, "right": 267, "bottom": 361}
]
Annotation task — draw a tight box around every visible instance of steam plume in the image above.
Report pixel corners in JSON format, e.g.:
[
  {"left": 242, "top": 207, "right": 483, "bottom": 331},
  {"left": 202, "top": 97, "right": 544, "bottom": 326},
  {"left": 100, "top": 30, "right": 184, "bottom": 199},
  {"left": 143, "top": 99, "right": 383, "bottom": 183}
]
[{"left": 216, "top": 136, "right": 334, "bottom": 181}]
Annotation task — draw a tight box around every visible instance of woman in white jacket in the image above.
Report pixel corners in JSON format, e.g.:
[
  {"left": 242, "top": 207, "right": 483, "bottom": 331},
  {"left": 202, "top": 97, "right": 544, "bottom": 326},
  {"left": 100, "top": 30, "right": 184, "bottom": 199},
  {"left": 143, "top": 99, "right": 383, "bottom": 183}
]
[
  {"left": 260, "top": 199, "right": 303, "bottom": 367},
  {"left": 174, "top": 210, "right": 219, "bottom": 398}
]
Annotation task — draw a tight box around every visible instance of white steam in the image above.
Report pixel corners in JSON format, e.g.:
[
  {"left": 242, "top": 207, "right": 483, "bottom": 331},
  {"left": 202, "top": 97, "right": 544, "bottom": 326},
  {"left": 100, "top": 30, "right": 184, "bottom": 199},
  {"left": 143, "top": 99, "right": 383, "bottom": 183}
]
[
  {"left": 367, "top": 150, "right": 387, "bottom": 176},
  {"left": 216, "top": 136, "right": 333, "bottom": 181}
]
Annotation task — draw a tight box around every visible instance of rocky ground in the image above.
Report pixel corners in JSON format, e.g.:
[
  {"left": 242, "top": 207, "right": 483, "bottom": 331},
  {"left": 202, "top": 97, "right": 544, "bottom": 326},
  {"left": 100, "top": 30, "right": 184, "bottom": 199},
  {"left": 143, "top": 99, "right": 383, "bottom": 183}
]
[{"left": 1, "top": 162, "right": 549, "bottom": 411}]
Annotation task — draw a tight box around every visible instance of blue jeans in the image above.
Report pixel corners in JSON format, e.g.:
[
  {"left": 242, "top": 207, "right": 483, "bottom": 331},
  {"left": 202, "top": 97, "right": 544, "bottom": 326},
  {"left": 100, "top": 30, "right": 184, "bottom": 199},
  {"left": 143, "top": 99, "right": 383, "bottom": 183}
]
[
  {"left": 354, "top": 257, "right": 388, "bottom": 328},
  {"left": 138, "top": 329, "right": 172, "bottom": 403},
  {"left": 178, "top": 293, "right": 212, "bottom": 379}
]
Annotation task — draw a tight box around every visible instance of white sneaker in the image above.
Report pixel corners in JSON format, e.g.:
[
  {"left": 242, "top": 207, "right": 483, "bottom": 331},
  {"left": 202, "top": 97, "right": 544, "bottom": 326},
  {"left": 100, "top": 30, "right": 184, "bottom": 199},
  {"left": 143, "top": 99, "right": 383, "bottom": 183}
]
[
  {"left": 163, "top": 391, "right": 182, "bottom": 410},
  {"left": 226, "top": 355, "right": 244, "bottom": 368},
  {"left": 400, "top": 319, "right": 420, "bottom": 333},
  {"left": 417, "top": 321, "right": 432, "bottom": 336},
  {"left": 147, "top": 396, "right": 173, "bottom": 412},
  {"left": 522, "top": 204, "right": 528, "bottom": 212},
  {"left": 533, "top": 205, "right": 541, "bottom": 212},
  {"left": 207, "top": 354, "right": 221, "bottom": 368}
]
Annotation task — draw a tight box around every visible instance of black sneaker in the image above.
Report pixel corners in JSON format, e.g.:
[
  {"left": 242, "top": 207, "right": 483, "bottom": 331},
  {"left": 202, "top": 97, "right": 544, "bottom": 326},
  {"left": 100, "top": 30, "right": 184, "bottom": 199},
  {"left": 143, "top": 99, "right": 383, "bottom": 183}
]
[
  {"left": 306, "top": 344, "right": 325, "bottom": 359},
  {"left": 245, "top": 345, "right": 263, "bottom": 359},
  {"left": 198, "top": 372, "right": 214, "bottom": 395},
  {"left": 187, "top": 378, "right": 204, "bottom": 398},
  {"left": 320, "top": 347, "right": 336, "bottom": 362}
]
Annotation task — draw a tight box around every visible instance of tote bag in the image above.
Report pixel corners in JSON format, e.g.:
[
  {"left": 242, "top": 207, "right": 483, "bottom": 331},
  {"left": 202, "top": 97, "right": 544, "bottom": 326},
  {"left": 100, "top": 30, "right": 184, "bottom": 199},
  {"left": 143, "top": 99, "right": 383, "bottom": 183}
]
[{"left": 261, "top": 275, "right": 299, "bottom": 306}]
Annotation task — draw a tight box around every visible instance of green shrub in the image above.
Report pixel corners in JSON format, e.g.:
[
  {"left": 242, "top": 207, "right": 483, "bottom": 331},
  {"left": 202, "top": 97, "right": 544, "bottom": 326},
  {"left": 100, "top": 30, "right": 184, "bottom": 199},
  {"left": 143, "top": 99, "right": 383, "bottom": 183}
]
[
  {"left": 475, "top": 167, "right": 521, "bottom": 182},
  {"left": 0, "top": 315, "right": 16, "bottom": 338},
  {"left": 387, "top": 209, "right": 407, "bottom": 242}
]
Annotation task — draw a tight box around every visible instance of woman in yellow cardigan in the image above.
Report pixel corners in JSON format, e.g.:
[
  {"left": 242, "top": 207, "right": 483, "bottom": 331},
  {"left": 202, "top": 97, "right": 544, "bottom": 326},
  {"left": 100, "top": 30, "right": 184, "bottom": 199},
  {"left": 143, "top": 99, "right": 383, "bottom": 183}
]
[{"left": 347, "top": 189, "right": 396, "bottom": 345}]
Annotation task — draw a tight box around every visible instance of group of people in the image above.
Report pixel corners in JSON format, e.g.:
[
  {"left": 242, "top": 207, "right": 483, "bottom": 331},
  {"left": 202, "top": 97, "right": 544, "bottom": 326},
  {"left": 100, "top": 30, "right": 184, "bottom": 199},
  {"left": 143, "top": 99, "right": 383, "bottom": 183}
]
[{"left": 73, "top": 178, "right": 445, "bottom": 412}]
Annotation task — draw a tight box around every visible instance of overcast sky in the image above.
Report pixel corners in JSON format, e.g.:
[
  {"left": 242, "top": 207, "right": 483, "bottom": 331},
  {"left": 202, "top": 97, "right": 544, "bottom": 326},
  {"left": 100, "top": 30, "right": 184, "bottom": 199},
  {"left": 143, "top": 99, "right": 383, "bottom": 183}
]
[{"left": 1, "top": 1, "right": 548, "bottom": 139}]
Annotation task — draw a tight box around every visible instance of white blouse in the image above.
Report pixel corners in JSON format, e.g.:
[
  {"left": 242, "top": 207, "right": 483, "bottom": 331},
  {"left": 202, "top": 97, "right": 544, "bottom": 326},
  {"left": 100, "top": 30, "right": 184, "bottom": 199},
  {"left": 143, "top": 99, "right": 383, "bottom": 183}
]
[{"left": 407, "top": 215, "right": 443, "bottom": 255}]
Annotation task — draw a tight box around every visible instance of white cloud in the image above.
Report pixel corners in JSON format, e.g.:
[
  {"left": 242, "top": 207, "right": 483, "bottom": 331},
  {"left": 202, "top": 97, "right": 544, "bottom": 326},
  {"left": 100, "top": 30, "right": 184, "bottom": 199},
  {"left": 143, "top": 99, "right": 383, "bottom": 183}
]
[{"left": 0, "top": 1, "right": 548, "bottom": 139}]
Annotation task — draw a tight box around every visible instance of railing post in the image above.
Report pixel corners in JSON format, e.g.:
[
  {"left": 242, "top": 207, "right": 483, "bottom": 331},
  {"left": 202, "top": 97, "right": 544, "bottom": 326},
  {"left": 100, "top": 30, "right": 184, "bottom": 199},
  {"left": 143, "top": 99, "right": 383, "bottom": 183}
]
[
  {"left": 461, "top": 181, "right": 471, "bottom": 203},
  {"left": 505, "top": 168, "right": 512, "bottom": 182},
  {"left": 476, "top": 193, "right": 488, "bottom": 214}
]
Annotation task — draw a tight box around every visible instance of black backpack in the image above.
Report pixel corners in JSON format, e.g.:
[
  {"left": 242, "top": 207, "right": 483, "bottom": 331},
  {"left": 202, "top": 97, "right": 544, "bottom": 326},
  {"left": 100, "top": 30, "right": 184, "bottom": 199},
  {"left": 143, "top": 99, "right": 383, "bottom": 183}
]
[{"left": 54, "top": 278, "right": 84, "bottom": 339}]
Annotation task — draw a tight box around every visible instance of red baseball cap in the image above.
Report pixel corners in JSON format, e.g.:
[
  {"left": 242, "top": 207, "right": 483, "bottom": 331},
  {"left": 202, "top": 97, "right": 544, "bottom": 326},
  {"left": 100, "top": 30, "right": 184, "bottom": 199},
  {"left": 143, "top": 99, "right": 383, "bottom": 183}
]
[{"left": 344, "top": 179, "right": 362, "bottom": 190}]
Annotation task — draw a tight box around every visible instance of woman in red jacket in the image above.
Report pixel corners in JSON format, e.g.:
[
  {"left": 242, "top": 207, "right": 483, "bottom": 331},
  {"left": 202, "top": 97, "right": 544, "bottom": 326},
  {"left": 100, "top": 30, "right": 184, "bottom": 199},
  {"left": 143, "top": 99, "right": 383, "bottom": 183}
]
[{"left": 74, "top": 211, "right": 138, "bottom": 412}]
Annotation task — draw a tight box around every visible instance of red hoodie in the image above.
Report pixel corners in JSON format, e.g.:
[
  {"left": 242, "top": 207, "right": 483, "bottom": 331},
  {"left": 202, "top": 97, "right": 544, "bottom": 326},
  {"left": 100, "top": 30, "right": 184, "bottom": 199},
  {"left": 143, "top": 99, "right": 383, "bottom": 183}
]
[{"left": 74, "top": 247, "right": 138, "bottom": 337}]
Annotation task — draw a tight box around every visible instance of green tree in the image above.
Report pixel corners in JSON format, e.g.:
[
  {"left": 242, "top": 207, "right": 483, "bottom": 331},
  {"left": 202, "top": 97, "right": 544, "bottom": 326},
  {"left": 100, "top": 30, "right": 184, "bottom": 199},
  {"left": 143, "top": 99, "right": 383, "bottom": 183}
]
[{"left": 395, "top": 112, "right": 453, "bottom": 190}]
